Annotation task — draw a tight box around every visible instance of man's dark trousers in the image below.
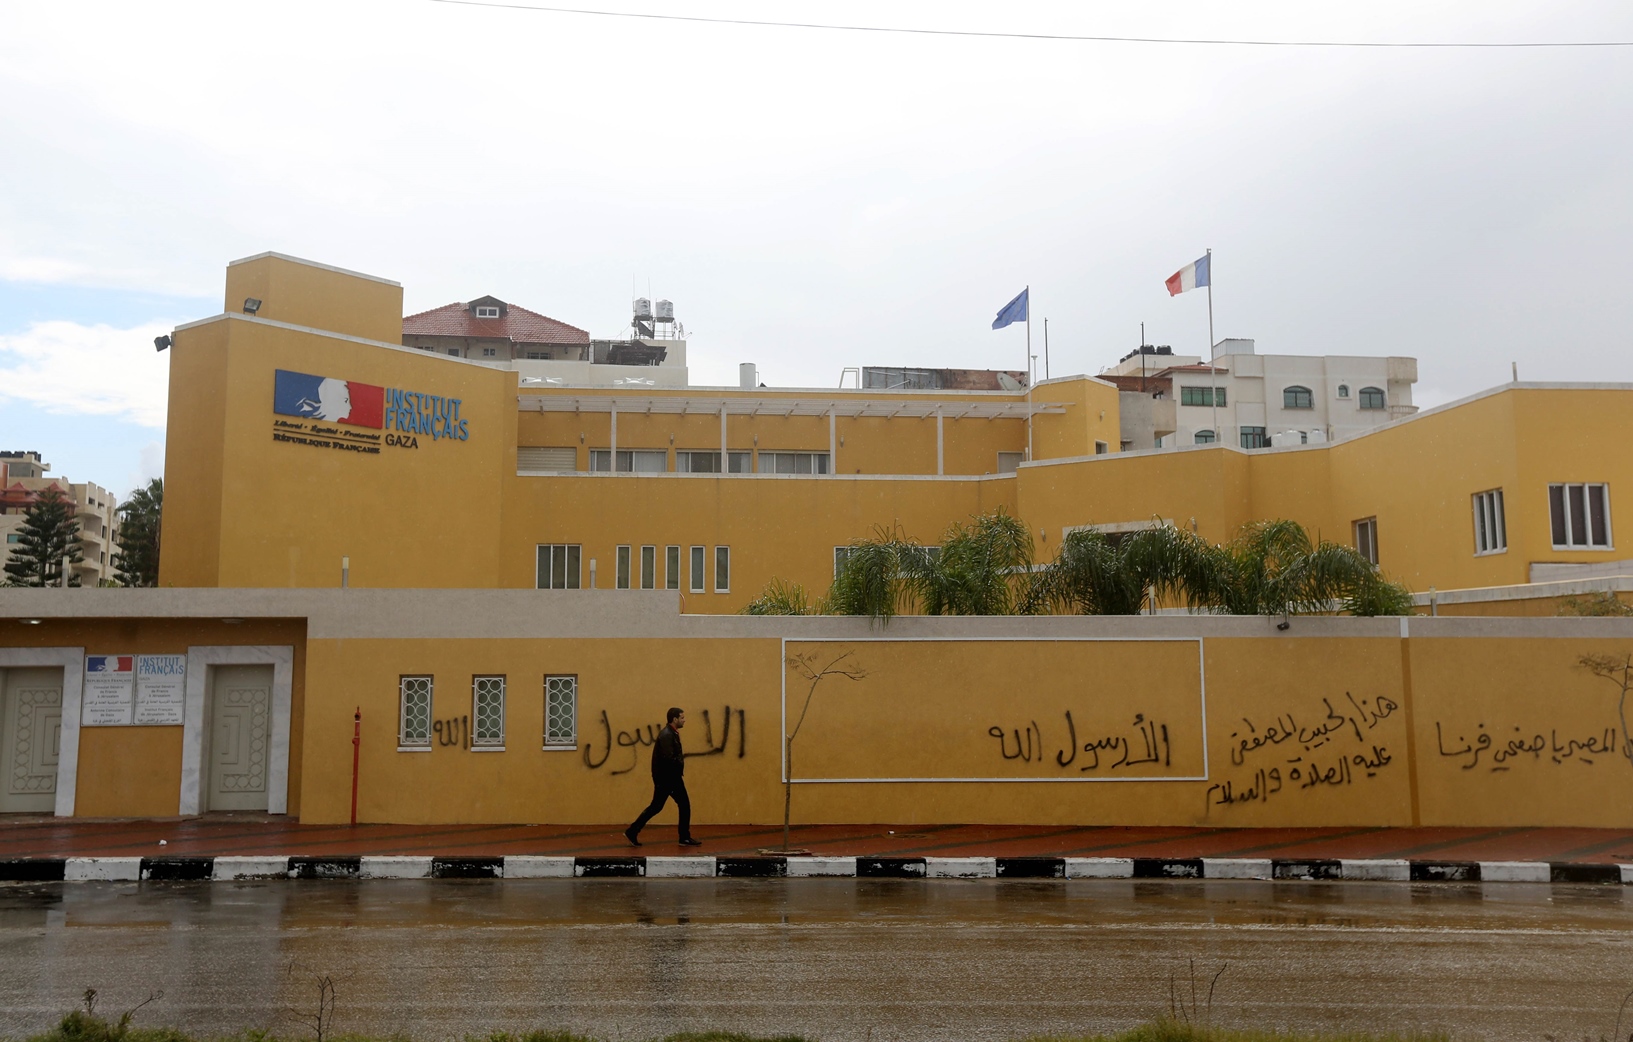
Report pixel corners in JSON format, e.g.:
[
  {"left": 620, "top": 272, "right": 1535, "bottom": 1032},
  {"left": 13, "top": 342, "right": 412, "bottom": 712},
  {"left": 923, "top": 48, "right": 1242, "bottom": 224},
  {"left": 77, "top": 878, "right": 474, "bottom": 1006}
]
[{"left": 630, "top": 778, "right": 691, "bottom": 840}]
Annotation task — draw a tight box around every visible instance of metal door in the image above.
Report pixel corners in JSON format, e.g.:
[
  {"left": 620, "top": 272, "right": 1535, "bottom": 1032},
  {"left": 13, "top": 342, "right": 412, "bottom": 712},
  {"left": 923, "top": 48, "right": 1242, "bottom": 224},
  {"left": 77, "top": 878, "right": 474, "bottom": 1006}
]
[
  {"left": 207, "top": 664, "right": 272, "bottom": 811},
  {"left": 0, "top": 668, "right": 63, "bottom": 813}
]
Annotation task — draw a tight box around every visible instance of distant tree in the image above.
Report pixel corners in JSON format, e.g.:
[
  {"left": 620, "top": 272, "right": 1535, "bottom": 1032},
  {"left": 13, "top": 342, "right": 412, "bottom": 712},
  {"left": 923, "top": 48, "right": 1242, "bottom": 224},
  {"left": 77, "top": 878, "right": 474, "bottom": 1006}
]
[
  {"left": 113, "top": 478, "right": 162, "bottom": 587},
  {"left": 3, "top": 487, "right": 83, "bottom": 587}
]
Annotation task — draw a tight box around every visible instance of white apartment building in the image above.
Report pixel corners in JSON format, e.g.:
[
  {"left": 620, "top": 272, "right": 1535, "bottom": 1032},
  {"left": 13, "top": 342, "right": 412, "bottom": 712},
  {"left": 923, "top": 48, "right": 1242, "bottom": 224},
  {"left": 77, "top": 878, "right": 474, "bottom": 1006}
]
[
  {"left": 1105, "top": 340, "right": 1417, "bottom": 451},
  {"left": 0, "top": 452, "right": 122, "bottom": 586}
]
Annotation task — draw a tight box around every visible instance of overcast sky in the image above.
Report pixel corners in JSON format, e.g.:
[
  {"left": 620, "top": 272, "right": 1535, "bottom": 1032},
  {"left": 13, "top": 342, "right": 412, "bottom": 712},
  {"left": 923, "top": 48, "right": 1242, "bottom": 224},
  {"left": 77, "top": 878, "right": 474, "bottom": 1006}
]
[{"left": 2, "top": 0, "right": 1630, "bottom": 497}]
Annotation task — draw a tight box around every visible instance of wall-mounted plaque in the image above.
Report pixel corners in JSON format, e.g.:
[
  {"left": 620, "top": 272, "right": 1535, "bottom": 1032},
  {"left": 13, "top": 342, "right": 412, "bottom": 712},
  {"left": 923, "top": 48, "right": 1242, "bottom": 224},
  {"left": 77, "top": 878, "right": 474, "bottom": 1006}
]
[
  {"left": 134, "top": 655, "right": 187, "bottom": 725},
  {"left": 82, "top": 655, "right": 135, "bottom": 726}
]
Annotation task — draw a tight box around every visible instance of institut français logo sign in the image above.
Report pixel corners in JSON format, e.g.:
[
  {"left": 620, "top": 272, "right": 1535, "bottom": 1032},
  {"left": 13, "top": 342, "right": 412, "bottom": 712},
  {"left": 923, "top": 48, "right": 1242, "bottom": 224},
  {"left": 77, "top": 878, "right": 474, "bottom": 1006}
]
[{"left": 271, "top": 369, "right": 470, "bottom": 454}]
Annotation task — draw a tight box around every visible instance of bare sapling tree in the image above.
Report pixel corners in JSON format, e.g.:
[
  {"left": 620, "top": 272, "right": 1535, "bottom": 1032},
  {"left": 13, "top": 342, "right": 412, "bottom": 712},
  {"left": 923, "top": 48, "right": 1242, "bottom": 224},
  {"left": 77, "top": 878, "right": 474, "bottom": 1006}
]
[
  {"left": 285, "top": 962, "right": 339, "bottom": 1042},
  {"left": 1577, "top": 653, "right": 1633, "bottom": 767},
  {"left": 781, "top": 650, "right": 868, "bottom": 852}
]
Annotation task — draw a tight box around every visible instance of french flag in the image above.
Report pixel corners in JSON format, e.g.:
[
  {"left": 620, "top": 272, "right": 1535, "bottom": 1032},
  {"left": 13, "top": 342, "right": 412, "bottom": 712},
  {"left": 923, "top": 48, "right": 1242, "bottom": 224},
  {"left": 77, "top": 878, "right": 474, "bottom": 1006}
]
[
  {"left": 272, "top": 369, "right": 384, "bottom": 428},
  {"left": 1165, "top": 254, "right": 1210, "bottom": 296},
  {"left": 86, "top": 656, "right": 133, "bottom": 673}
]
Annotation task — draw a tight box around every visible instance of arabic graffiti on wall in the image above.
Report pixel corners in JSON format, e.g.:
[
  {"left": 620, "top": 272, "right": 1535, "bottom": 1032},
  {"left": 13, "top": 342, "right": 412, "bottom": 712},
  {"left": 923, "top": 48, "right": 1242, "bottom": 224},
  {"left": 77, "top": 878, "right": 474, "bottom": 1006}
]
[
  {"left": 582, "top": 706, "right": 746, "bottom": 775},
  {"left": 987, "top": 712, "right": 1173, "bottom": 773},
  {"left": 1434, "top": 722, "right": 1622, "bottom": 772},
  {"left": 1206, "top": 692, "right": 1399, "bottom": 813}
]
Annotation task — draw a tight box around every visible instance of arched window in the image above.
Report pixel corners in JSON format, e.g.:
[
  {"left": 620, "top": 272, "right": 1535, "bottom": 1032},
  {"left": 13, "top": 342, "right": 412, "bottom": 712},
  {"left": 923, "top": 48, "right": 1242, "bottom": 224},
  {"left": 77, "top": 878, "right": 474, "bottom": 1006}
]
[
  {"left": 1337, "top": 384, "right": 1350, "bottom": 399},
  {"left": 1194, "top": 430, "right": 1216, "bottom": 445},
  {"left": 1283, "top": 386, "right": 1314, "bottom": 409},
  {"left": 1359, "top": 386, "right": 1386, "bottom": 409}
]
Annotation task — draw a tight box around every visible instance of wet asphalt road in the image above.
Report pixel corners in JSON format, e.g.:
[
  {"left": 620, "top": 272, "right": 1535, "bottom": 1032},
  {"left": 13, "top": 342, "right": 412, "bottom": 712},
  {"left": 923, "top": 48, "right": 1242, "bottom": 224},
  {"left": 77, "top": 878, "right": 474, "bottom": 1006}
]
[{"left": 2, "top": 879, "right": 1632, "bottom": 1042}]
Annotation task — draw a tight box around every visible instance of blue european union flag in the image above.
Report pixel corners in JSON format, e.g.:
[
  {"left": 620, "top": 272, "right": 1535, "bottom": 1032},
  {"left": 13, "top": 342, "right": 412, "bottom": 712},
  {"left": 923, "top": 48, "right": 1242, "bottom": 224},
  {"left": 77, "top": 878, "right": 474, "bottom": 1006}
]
[{"left": 992, "top": 288, "right": 1028, "bottom": 330}]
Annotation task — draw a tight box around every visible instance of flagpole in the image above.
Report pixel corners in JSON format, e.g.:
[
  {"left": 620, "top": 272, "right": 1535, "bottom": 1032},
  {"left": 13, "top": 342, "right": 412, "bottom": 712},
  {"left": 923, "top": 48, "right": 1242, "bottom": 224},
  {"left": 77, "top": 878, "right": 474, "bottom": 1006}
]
[
  {"left": 1207, "top": 249, "right": 1217, "bottom": 446},
  {"left": 1025, "top": 285, "right": 1034, "bottom": 462}
]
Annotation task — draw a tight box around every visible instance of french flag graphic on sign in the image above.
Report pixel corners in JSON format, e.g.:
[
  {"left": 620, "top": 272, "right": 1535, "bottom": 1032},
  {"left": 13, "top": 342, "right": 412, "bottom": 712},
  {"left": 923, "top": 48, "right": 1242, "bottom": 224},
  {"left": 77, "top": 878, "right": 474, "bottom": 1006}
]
[
  {"left": 273, "top": 369, "right": 385, "bottom": 428},
  {"left": 85, "top": 656, "right": 133, "bottom": 673}
]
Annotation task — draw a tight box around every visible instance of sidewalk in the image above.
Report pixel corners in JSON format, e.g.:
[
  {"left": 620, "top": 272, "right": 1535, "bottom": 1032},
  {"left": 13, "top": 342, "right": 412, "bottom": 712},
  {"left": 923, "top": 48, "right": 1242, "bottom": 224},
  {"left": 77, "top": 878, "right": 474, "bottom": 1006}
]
[{"left": 3, "top": 816, "right": 1633, "bottom": 864}]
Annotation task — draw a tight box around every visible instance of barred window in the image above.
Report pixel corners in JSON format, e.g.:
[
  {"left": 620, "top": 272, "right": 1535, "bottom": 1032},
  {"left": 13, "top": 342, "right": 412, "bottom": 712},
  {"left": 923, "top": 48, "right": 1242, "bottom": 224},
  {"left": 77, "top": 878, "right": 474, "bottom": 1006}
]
[
  {"left": 544, "top": 675, "right": 577, "bottom": 747},
  {"left": 473, "top": 676, "right": 505, "bottom": 747},
  {"left": 399, "top": 676, "right": 432, "bottom": 748}
]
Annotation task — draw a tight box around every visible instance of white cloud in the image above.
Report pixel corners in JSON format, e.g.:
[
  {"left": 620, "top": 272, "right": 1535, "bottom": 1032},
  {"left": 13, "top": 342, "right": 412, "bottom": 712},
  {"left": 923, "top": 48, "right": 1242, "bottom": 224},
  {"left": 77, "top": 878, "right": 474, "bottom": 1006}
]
[
  {"left": 0, "top": 320, "right": 172, "bottom": 427},
  {"left": 132, "top": 440, "right": 165, "bottom": 492}
]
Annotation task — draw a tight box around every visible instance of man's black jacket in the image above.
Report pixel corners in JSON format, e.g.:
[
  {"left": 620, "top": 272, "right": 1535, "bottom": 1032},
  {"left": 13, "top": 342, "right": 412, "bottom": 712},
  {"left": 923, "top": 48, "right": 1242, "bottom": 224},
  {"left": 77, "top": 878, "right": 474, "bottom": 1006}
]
[{"left": 651, "top": 724, "right": 684, "bottom": 783}]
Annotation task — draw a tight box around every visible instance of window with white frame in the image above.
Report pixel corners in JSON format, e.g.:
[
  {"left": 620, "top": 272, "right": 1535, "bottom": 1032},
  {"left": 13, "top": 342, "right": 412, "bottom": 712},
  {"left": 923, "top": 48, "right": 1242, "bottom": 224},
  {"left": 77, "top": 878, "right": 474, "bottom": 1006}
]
[
  {"left": 1194, "top": 430, "right": 1216, "bottom": 445},
  {"left": 1337, "top": 384, "right": 1350, "bottom": 399},
  {"left": 481, "top": 347, "right": 497, "bottom": 357},
  {"left": 544, "top": 675, "right": 577, "bottom": 747},
  {"left": 616, "top": 546, "right": 632, "bottom": 588},
  {"left": 640, "top": 545, "right": 656, "bottom": 589},
  {"left": 690, "top": 546, "right": 706, "bottom": 592},
  {"left": 472, "top": 676, "right": 505, "bottom": 746},
  {"left": 590, "top": 449, "right": 667, "bottom": 473},
  {"left": 475, "top": 305, "right": 501, "bottom": 319},
  {"left": 1472, "top": 489, "right": 1507, "bottom": 555},
  {"left": 757, "top": 451, "right": 829, "bottom": 475},
  {"left": 399, "top": 676, "right": 432, "bottom": 748},
  {"left": 714, "top": 546, "right": 730, "bottom": 592},
  {"left": 676, "top": 450, "right": 721, "bottom": 473},
  {"left": 1354, "top": 517, "right": 1378, "bottom": 566},
  {"left": 665, "top": 546, "right": 680, "bottom": 590},
  {"left": 536, "top": 544, "right": 582, "bottom": 589},
  {"left": 1549, "top": 483, "right": 1612, "bottom": 549}
]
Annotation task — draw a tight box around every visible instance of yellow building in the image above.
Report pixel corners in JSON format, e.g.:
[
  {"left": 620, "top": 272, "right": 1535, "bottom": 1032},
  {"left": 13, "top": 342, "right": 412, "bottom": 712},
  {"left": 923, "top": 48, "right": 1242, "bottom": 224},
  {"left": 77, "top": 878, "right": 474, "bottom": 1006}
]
[{"left": 160, "top": 252, "right": 1633, "bottom": 612}]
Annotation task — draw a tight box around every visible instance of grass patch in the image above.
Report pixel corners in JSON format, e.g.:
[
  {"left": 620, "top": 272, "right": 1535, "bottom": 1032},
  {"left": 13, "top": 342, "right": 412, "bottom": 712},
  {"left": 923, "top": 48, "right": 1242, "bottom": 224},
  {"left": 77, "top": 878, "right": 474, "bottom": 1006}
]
[{"left": 1024, "top": 1020, "right": 1450, "bottom": 1042}]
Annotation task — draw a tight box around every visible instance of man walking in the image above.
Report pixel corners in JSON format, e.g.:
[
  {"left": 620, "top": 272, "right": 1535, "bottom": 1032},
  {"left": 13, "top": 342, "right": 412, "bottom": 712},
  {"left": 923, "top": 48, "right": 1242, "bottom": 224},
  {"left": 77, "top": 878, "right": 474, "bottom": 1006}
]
[{"left": 625, "top": 707, "right": 701, "bottom": 847}]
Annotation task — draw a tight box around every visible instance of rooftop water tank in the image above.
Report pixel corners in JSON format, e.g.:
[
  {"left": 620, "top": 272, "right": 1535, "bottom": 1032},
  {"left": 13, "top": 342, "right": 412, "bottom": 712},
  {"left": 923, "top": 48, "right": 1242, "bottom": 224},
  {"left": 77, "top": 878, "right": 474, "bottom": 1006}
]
[
  {"left": 655, "top": 299, "right": 674, "bottom": 320},
  {"left": 632, "top": 297, "right": 653, "bottom": 318}
]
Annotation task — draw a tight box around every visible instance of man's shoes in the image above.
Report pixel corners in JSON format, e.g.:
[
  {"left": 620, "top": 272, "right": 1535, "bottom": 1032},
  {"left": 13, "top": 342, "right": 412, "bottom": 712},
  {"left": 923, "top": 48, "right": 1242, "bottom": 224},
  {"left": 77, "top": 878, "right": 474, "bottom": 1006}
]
[
  {"left": 624, "top": 827, "right": 642, "bottom": 847},
  {"left": 679, "top": 837, "right": 703, "bottom": 846}
]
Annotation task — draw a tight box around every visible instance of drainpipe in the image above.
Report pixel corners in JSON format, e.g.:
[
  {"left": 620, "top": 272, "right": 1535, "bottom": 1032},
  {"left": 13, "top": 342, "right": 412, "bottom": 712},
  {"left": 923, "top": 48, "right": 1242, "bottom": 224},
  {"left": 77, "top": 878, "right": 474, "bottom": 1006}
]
[{"left": 350, "top": 707, "right": 361, "bottom": 826}]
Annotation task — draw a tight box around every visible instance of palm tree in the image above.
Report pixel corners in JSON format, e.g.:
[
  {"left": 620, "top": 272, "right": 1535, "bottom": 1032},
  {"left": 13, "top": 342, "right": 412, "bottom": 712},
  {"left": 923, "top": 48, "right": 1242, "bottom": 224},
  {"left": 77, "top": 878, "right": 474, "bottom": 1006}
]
[
  {"left": 739, "top": 577, "right": 814, "bottom": 616},
  {"left": 1213, "top": 519, "right": 1409, "bottom": 617},
  {"left": 908, "top": 508, "right": 1036, "bottom": 615}
]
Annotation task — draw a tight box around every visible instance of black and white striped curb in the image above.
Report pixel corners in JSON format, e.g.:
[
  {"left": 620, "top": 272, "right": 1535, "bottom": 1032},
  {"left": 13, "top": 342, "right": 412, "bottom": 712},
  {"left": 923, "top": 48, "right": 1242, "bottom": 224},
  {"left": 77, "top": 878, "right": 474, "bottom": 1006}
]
[{"left": 0, "top": 855, "right": 1629, "bottom": 883}]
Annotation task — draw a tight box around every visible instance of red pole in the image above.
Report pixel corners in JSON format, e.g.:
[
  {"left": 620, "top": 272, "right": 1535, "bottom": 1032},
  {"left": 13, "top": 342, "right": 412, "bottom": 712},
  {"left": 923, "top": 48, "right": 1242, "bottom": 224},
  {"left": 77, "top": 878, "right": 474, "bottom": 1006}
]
[{"left": 350, "top": 707, "right": 361, "bottom": 826}]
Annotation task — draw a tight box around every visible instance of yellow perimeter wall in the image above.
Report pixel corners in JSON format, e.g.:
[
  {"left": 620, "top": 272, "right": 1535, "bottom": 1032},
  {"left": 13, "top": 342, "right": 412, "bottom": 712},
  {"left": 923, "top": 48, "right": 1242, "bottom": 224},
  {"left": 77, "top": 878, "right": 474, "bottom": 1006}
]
[
  {"left": 6, "top": 614, "right": 1631, "bottom": 828},
  {"left": 286, "top": 624, "right": 1633, "bottom": 829}
]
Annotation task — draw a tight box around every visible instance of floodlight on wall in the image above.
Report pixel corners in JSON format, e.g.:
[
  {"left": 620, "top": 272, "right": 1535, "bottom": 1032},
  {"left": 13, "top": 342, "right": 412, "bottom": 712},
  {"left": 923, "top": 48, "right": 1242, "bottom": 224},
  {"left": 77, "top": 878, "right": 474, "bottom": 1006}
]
[
  {"left": 243, "top": 297, "right": 262, "bottom": 314},
  {"left": 153, "top": 335, "right": 172, "bottom": 352}
]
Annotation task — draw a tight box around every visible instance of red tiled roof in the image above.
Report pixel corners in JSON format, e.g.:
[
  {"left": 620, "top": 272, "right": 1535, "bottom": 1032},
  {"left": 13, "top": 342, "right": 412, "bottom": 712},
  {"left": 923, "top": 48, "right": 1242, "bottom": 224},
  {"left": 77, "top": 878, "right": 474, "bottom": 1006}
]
[{"left": 403, "top": 301, "right": 590, "bottom": 345}]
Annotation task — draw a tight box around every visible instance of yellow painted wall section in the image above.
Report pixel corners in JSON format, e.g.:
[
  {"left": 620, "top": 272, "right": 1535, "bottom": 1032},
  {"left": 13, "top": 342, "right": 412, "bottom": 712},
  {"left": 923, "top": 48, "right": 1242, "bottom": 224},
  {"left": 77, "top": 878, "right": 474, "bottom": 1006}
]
[
  {"left": 1017, "top": 448, "right": 1252, "bottom": 547},
  {"left": 75, "top": 727, "right": 186, "bottom": 818},
  {"left": 1409, "top": 636, "right": 1633, "bottom": 827},
  {"left": 1030, "top": 377, "right": 1122, "bottom": 461},
  {"left": 282, "top": 630, "right": 1633, "bottom": 828},
  {"left": 497, "top": 472, "right": 1016, "bottom": 609},
  {"left": 196, "top": 320, "right": 517, "bottom": 588},
  {"left": 225, "top": 254, "right": 403, "bottom": 345},
  {"left": 1511, "top": 389, "right": 1633, "bottom": 570},
  {"left": 299, "top": 637, "right": 782, "bottom": 824},
  {"left": 158, "top": 320, "right": 230, "bottom": 587}
]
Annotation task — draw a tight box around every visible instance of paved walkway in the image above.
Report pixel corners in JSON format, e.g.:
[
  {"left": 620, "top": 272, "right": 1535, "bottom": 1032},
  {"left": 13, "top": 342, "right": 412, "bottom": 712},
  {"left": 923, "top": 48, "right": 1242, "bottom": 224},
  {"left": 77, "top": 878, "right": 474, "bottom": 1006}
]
[{"left": 3, "top": 816, "right": 1633, "bottom": 863}]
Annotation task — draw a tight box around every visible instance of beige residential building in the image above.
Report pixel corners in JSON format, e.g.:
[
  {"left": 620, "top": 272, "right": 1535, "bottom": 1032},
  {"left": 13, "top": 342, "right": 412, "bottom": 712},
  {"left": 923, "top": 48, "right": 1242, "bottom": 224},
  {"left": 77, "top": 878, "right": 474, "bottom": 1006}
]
[{"left": 0, "top": 452, "right": 122, "bottom": 586}]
